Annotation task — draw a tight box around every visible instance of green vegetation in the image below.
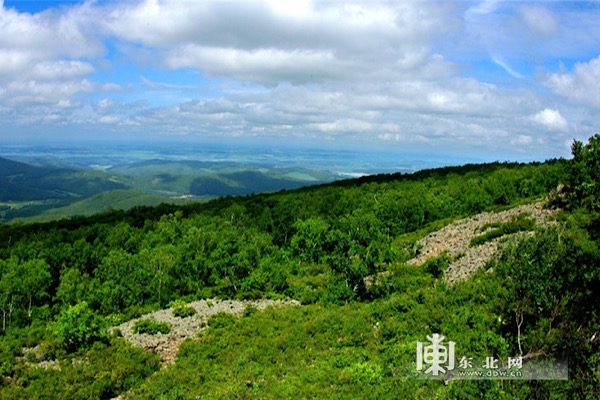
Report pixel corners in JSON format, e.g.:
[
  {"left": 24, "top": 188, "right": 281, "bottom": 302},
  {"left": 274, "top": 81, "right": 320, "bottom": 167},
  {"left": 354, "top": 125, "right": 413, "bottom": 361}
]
[
  {"left": 0, "top": 156, "right": 128, "bottom": 203},
  {"left": 172, "top": 306, "right": 196, "bottom": 318},
  {"left": 422, "top": 251, "right": 452, "bottom": 278},
  {"left": 52, "top": 301, "right": 107, "bottom": 352},
  {"left": 131, "top": 319, "right": 171, "bottom": 335},
  {"left": 0, "top": 156, "right": 336, "bottom": 222},
  {"left": 4, "top": 339, "right": 161, "bottom": 400},
  {"left": 111, "top": 160, "right": 333, "bottom": 196},
  {"left": 170, "top": 301, "right": 197, "bottom": 318},
  {"left": 470, "top": 213, "right": 536, "bottom": 247},
  {"left": 0, "top": 135, "right": 599, "bottom": 399},
  {"left": 9, "top": 190, "right": 177, "bottom": 223}
]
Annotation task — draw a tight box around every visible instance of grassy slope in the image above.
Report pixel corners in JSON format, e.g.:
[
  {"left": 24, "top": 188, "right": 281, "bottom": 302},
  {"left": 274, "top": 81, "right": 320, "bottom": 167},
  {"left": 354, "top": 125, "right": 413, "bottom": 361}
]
[
  {"left": 10, "top": 190, "right": 179, "bottom": 223},
  {"left": 18, "top": 263, "right": 528, "bottom": 400}
]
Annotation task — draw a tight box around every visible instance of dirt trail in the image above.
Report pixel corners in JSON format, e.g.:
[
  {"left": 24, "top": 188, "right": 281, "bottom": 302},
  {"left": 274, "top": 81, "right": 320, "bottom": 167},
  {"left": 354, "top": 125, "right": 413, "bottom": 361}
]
[{"left": 406, "top": 201, "right": 558, "bottom": 284}]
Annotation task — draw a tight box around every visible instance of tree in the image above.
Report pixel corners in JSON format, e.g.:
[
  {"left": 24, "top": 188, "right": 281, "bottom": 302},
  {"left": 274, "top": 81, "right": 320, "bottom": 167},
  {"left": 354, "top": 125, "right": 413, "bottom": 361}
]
[
  {"left": 0, "top": 271, "right": 16, "bottom": 331},
  {"left": 53, "top": 301, "right": 106, "bottom": 352},
  {"left": 56, "top": 267, "right": 92, "bottom": 307},
  {"left": 18, "top": 259, "right": 51, "bottom": 319},
  {"left": 0, "top": 257, "right": 23, "bottom": 330},
  {"left": 495, "top": 226, "right": 600, "bottom": 396},
  {"left": 139, "top": 245, "right": 178, "bottom": 307},
  {"left": 567, "top": 133, "right": 600, "bottom": 210},
  {"left": 289, "top": 217, "right": 330, "bottom": 264},
  {"left": 95, "top": 249, "right": 134, "bottom": 312}
]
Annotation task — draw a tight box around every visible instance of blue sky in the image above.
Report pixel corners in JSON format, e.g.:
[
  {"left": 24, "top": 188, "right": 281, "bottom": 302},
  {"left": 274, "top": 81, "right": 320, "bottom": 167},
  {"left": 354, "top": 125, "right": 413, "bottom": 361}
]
[{"left": 1, "top": 0, "right": 600, "bottom": 161}]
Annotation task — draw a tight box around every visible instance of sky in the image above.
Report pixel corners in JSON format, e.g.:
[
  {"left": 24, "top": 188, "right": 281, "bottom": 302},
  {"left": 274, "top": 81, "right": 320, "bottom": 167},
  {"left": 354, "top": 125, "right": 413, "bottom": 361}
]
[{"left": 1, "top": 0, "right": 599, "bottom": 161}]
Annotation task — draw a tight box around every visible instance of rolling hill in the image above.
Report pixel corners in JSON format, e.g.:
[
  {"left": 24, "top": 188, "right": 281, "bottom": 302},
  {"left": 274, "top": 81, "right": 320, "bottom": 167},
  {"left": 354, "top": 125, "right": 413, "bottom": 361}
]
[
  {"left": 7, "top": 190, "right": 180, "bottom": 223},
  {"left": 109, "top": 159, "right": 336, "bottom": 197},
  {"left": 0, "top": 156, "right": 127, "bottom": 202},
  {"left": 0, "top": 156, "right": 336, "bottom": 222}
]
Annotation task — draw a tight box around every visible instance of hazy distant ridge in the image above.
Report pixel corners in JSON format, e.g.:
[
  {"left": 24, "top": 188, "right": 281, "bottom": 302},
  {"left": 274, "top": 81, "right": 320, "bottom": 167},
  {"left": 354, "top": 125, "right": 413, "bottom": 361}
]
[
  {"left": 0, "top": 155, "right": 336, "bottom": 222},
  {"left": 0, "top": 156, "right": 127, "bottom": 202}
]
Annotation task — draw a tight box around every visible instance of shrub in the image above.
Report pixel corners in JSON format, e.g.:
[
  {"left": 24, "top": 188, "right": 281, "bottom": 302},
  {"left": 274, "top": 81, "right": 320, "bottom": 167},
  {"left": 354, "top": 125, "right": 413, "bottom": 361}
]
[
  {"left": 423, "top": 251, "right": 452, "bottom": 278},
  {"left": 131, "top": 319, "right": 171, "bottom": 335},
  {"left": 566, "top": 133, "right": 600, "bottom": 210},
  {"left": 173, "top": 305, "right": 196, "bottom": 318},
  {"left": 53, "top": 301, "right": 107, "bottom": 353},
  {"left": 242, "top": 305, "right": 258, "bottom": 317},
  {"left": 470, "top": 214, "right": 535, "bottom": 247},
  {"left": 208, "top": 312, "right": 236, "bottom": 329}
]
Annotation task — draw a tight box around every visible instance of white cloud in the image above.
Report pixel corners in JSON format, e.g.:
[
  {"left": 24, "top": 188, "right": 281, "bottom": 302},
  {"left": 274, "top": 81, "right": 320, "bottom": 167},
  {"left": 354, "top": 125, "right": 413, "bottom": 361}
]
[
  {"left": 309, "top": 119, "right": 374, "bottom": 134},
  {"left": 5, "top": 80, "right": 93, "bottom": 105},
  {"left": 104, "top": 0, "right": 455, "bottom": 85},
  {"left": 0, "top": 3, "right": 103, "bottom": 106},
  {"left": 519, "top": 6, "right": 558, "bottom": 37},
  {"left": 531, "top": 108, "right": 569, "bottom": 131},
  {"left": 544, "top": 56, "right": 600, "bottom": 109},
  {"left": 491, "top": 55, "right": 523, "bottom": 79},
  {"left": 511, "top": 135, "right": 533, "bottom": 145},
  {"left": 29, "top": 60, "right": 94, "bottom": 81},
  {"left": 101, "top": 83, "right": 123, "bottom": 92},
  {"left": 465, "top": 0, "right": 501, "bottom": 20},
  {"left": 0, "top": 0, "right": 599, "bottom": 160},
  {"left": 0, "top": 3, "right": 102, "bottom": 67},
  {"left": 104, "top": 0, "right": 436, "bottom": 50},
  {"left": 462, "top": 0, "right": 600, "bottom": 64},
  {"left": 166, "top": 47, "right": 341, "bottom": 86}
]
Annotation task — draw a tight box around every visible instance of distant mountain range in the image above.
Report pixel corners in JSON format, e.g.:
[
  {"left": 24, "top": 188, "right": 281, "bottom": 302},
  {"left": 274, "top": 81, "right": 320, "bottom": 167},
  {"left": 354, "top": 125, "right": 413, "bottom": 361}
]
[
  {"left": 0, "top": 156, "right": 336, "bottom": 222},
  {"left": 0, "top": 156, "right": 127, "bottom": 202}
]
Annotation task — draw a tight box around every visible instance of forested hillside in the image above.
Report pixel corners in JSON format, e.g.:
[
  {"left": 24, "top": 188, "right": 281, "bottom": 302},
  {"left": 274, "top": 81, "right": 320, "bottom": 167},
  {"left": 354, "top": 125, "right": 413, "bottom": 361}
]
[
  {"left": 0, "top": 156, "right": 127, "bottom": 203},
  {"left": 0, "top": 136, "right": 598, "bottom": 399},
  {"left": 0, "top": 155, "right": 337, "bottom": 223}
]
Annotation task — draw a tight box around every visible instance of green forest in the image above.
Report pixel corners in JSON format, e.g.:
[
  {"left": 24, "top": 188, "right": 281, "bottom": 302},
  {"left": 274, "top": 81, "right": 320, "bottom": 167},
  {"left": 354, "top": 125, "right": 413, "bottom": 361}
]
[{"left": 0, "top": 135, "right": 598, "bottom": 399}]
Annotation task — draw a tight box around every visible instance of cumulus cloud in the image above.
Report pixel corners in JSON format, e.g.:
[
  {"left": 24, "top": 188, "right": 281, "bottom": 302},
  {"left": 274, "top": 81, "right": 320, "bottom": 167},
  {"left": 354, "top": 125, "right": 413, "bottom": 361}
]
[
  {"left": 531, "top": 108, "right": 569, "bottom": 131},
  {"left": 544, "top": 56, "right": 600, "bottom": 109},
  {"left": 0, "top": 0, "right": 598, "bottom": 160},
  {"left": 0, "top": 4, "right": 102, "bottom": 72},
  {"left": 309, "top": 119, "right": 374, "bottom": 134},
  {"left": 4, "top": 80, "right": 94, "bottom": 106},
  {"left": 29, "top": 60, "right": 94, "bottom": 81},
  {"left": 104, "top": 0, "right": 438, "bottom": 51},
  {"left": 103, "top": 0, "right": 456, "bottom": 85},
  {"left": 0, "top": 2, "right": 104, "bottom": 106}
]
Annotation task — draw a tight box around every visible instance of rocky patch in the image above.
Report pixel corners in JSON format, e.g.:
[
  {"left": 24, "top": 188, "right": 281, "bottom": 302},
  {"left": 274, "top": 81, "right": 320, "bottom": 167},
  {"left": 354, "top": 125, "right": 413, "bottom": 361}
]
[
  {"left": 111, "top": 298, "right": 300, "bottom": 363},
  {"left": 406, "top": 201, "right": 558, "bottom": 284}
]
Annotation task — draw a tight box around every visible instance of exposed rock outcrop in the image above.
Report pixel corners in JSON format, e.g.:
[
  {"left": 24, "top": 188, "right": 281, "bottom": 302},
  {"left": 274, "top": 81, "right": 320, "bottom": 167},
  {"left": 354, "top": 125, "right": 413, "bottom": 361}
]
[{"left": 406, "top": 201, "right": 558, "bottom": 284}]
